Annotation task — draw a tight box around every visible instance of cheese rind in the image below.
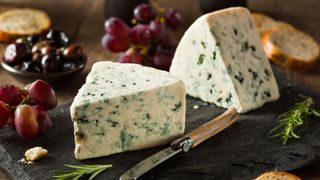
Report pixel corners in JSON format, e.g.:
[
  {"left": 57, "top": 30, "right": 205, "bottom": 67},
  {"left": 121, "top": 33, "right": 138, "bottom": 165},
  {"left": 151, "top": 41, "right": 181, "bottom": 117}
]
[
  {"left": 170, "top": 7, "right": 280, "bottom": 113},
  {"left": 70, "top": 61, "right": 186, "bottom": 160}
]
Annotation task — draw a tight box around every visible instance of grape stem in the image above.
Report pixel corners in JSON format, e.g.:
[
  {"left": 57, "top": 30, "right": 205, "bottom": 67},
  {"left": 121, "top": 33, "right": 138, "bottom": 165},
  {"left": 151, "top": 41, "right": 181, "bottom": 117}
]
[
  {"left": 6, "top": 90, "right": 32, "bottom": 111},
  {"left": 131, "top": 45, "right": 155, "bottom": 66},
  {"left": 19, "top": 90, "right": 32, "bottom": 106},
  {"left": 150, "top": 0, "right": 166, "bottom": 16},
  {"left": 131, "top": 45, "right": 148, "bottom": 56}
]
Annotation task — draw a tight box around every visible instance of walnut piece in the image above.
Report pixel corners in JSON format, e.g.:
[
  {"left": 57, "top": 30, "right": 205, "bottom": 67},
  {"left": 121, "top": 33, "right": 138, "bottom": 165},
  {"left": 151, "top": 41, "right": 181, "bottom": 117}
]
[{"left": 24, "top": 147, "right": 48, "bottom": 161}]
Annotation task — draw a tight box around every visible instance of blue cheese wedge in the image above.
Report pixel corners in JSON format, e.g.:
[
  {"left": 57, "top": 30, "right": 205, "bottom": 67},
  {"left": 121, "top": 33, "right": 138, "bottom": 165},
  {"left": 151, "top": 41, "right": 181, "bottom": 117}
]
[
  {"left": 70, "top": 61, "right": 186, "bottom": 160},
  {"left": 170, "top": 7, "right": 280, "bottom": 113}
]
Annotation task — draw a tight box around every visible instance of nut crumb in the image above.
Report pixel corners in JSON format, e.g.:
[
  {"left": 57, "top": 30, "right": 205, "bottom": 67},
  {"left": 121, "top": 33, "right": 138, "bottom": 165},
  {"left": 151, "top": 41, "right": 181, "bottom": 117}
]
[
  {"left": 193, "top": 105, "right": 199, "bottom": 109},
  {"left": 18, "top": 158, "right": 34, "bottom": 165},
  {"left": 25, "top": 147, "right": 48, "bottom": 161}
]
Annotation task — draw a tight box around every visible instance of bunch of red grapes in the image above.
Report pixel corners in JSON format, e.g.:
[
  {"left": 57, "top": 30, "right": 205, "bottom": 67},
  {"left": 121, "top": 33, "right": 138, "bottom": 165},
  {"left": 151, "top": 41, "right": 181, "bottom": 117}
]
[
  {"left": 101, "top": 3, "right": 181, "bottom": 71},
  {"left": 0, "top": 80, "right": 57, "bottom": 139}
]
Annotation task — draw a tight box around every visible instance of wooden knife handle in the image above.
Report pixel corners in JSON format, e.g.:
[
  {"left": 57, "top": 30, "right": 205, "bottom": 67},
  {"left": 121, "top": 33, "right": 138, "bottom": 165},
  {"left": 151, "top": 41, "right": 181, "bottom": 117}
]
[{"left": 186, "top": 108, "right": 238, "bottom": 148}]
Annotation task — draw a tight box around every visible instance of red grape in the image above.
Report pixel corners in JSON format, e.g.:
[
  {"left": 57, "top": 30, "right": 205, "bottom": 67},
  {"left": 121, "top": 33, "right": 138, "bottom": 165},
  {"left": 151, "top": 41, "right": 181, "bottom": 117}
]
[
  {"left": 7, "top": 115, "right": 15, "bottom": 128},
  {"left": 27, "top": 80, "right": 57, "bottom": 110},
  {"left": 164, "top": 8, "right": 181, "bottom": 30},
  {"left": 103, "top": 17, "right": 130, "bottom": 52},
  {"left": 3, "top": 43, "right": 31, "bottom": 65},
  {"left": 130, "top": 24, "right": 151, "bottom": 45},
  {"left": 104, "top": 17, "right": 130, "bottom": 37},
  {"left": 154, "top": 49, "right": 174, "bottom": 71},
  {"left": 159, "top": 34, "right": 173, "bottom": 50},
  {"left": 33, "top": 105, "right": 52, "bottom": 134},
  {"left": 133, "top": 4, "right": 156, "bottom": 23},
  {"left": 101, "top": 34, "right": 130, "bottom": 52},
  {"left": 15, "top": 104, "right": 39, "bottom": 139},
  {"left": 0, "top": 101, "right": 10, "bottom": 128},
  {"left": 149, "top": 20, "right": 166, "bottom": 41},
  {"left": 119, "top": 48, "right": 142, "bottom": 64},
  {"left": 0, "top": 85, "right": 23, "bottom": 106},
  {"left": 147, "top": 43, "right": 158, "bottom": 56}
]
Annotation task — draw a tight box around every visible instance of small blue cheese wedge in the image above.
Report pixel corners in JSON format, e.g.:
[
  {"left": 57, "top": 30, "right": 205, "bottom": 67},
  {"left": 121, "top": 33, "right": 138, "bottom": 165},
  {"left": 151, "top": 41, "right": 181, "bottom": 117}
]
[
  {"left": 170, "top": 7, "right": 280, "bottom": 113},
  {"left": 70, "top": 61, "right": 186, "bottom": 160}
]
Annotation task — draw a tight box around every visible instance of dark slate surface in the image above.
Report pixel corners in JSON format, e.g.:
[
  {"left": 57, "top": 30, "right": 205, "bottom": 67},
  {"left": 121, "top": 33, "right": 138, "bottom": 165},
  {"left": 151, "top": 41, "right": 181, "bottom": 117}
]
[{"left": 1, "top": 68, "right": 320, "bottom": 180}]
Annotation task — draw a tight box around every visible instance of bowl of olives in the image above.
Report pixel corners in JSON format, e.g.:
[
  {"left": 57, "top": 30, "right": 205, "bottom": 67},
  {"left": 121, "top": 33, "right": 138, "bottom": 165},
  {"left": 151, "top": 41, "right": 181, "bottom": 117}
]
[{"left": 1, "top": 29, "right": 86, "bottom": 84}]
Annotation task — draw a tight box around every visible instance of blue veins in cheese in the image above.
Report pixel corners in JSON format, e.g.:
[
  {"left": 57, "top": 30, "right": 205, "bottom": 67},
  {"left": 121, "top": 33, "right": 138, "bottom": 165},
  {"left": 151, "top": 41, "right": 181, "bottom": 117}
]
[
  {"left": 70, "top": 61, "right": 186, "bottom": 160},
  {"left": 170, "top": 7, "right": 280, "bottom": 113}
]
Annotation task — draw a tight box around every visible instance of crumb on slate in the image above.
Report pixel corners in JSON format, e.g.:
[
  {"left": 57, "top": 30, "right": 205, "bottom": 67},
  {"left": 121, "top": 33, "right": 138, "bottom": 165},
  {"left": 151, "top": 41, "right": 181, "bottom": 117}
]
[
  {"left": 25, "top": 147, "right": 48, "bottom": 162},
  {"left": 18, "top": 158, "right": 34, "bottom": 165}
]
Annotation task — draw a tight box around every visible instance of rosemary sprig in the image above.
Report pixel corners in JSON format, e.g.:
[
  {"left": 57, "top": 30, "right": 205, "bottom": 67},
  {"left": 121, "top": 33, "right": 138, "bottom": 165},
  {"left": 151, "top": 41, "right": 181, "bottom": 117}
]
[
  {"left": 270, "top": 95, "right": 320, "bottom": 145},
  {"left": 51, "top": 164, "right": 112, "bottom": 180}
]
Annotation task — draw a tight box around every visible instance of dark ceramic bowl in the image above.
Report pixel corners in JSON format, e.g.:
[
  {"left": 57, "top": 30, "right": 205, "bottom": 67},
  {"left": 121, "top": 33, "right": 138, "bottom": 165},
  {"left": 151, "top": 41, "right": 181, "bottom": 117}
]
[{"left": 1, "top": 60, "right": 86, "bottom": 85}]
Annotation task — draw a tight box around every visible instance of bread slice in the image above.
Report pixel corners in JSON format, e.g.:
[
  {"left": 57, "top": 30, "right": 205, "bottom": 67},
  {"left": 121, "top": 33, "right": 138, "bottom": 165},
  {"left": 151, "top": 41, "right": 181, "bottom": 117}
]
[
  {"left": 251, "top": 13, "right": 277, "bottom": 35},
  {"left": 255, "top": 171, "right": 301, "bottom": 180},
  {"left": 251, "top": 13, "right": 294, "bottom": 36},
  {"left": 0, "top": 8, "right": 51, "bottom": 43},
  {"left": 262, "top": 27, "right": 320, "bottom": 70}
]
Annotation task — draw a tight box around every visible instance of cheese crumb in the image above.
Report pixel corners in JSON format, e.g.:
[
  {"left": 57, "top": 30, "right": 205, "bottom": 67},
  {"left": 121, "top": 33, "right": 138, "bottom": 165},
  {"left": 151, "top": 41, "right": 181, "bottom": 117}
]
[
  {"left": 25, "top": 147, "right": 48, "bottom": 161},
  {"left": 18, "top": 158, "right": 34, "bottom": 164},
  {"left": 193, "top": 105, "right": 199, "bottom": 109}
]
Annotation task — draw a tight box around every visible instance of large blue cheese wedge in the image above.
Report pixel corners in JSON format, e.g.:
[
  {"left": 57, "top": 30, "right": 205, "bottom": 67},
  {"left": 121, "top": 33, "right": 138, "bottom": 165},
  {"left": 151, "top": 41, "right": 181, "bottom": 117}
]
[
  {"left": 70, "top": 61, "right": 186, "bottom": 160},
  {"left": 170, "top": 7, "right": 280, "bottom": 113}
]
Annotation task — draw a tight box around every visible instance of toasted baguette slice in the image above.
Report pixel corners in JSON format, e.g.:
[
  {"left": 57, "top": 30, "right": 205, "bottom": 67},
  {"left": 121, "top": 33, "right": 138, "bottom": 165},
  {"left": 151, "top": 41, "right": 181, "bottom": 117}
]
[
  {"left": 262, "top": 27, "right": 320, "bottom": 70},
  {"left": 255, "top": 171, "right": 301, "bottom": 180},
  {"left": 251, "top": 13, "right": 277, "bottom": 35},
  {"left": 251, "top": 13, "right": 294, "bottom": 36},
  {"left": 0, "top": 8, "right": 51, "bottom": 43}
]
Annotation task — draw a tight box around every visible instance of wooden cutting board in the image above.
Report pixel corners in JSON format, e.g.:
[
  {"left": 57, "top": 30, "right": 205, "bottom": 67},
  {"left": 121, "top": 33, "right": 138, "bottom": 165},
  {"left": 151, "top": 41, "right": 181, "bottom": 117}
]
[{"left": 1, "top": 68, "right": 320, "bottom": 180}]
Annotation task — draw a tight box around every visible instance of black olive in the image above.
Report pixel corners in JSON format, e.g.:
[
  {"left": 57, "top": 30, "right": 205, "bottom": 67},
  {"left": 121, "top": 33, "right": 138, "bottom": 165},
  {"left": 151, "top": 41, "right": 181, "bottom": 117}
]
[
  {"left": 27, "top": 35, "right": 41, "bottom": 46},
  {"left": 62, "top": 61, "right": 76, "bottom": 71},
  {"left": 46, "top": 29, "right": 69, "bottom": 47},
  {"left": 56, "top": 47, "right": 64, "bottom": 56},
  {"left": 14, "top": 64, "right": 23, "bottom": 71},
  {"left": 15, "top": 37, "right": 28, "bottom": 44},
  {"left": 41, "top": 45, "right": 56, "bottom": 56},
  {"left": 32, "top": 52, "right": 43, "bottom": 64},
  {"left": 63, "top": 45, "right": 85, "bottom": 62},
  {"left": 21, "top": 61, "right": 42, "bottom": 72},
  {"left": 32, "top": 41, "right": 52, "bottom": 54},
  {"left": 41, "top": 54, "right": 62, "bottom": 73},
  {"left": 3, "top": 43, "right": 31, "bottom": 65}
]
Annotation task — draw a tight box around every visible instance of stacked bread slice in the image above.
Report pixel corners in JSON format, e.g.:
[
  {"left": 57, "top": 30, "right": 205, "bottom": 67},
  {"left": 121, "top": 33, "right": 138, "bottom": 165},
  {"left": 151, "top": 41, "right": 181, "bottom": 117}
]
[
  {"left": 0, "top": 8, "right": 51, "bottom": 43},
  {"left": 251, "top": 13, "right": 319, "bottom": 71}
]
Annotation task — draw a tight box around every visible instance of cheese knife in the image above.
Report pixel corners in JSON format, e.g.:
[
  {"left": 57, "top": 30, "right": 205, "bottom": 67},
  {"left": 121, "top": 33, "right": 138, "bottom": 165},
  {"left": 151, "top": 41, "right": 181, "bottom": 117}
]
[{"left": 120, "top": 108, "right": 239, "bottom": 180}]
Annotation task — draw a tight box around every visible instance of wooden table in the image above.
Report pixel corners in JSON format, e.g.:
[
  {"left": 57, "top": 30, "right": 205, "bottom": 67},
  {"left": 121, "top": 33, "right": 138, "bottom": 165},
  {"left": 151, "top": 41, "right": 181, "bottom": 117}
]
[{"left": 0, "top": 0, "right": 319, "bottom": 179}]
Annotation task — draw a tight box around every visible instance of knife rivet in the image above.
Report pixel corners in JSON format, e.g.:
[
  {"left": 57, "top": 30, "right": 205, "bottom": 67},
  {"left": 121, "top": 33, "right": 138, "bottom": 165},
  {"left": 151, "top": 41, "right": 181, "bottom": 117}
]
[{"left": 182, "top": 137, "right": 193, "bottom": 152}]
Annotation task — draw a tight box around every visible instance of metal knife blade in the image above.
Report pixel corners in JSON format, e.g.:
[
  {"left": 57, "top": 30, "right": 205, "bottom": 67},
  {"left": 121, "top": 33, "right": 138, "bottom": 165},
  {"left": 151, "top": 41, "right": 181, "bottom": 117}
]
[
  {"left": 119, "top": 108, "right": 238, "bottom": 180},
  {"left": 119, "top": 147, "right": 182, "bottom": 180}
]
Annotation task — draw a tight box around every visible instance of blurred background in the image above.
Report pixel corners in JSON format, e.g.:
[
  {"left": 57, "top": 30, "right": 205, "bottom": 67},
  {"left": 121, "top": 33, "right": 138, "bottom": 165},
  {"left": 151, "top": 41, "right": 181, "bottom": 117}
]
[{"left": 0, "top": 0, "right": 318, "bottom": 101}]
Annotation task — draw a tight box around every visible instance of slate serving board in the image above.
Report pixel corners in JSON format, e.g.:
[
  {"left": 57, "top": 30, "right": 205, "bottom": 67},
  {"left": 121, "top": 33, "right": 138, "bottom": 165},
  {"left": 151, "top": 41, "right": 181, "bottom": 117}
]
[{"left": 1, "top": 68, "right": 320, "bottom": 180}]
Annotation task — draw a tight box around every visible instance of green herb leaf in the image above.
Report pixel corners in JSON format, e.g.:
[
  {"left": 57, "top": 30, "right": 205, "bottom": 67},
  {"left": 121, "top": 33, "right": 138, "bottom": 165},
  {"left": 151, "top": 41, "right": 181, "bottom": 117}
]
[
  {"left": 51, "top": 164, "right": 112, "bottom": 180},
  {"left": 270, "top": 95, "right": 320, "bottom": 145}
]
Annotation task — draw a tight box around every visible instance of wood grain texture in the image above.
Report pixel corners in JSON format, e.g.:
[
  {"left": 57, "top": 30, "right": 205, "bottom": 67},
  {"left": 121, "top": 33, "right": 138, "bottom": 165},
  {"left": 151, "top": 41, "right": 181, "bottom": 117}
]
[
  {"left": 0, "top": 0, "right": 319, "bottom": 179},
  {"left": 184, "top": 108, "right": 238, "bottom": 148}
]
